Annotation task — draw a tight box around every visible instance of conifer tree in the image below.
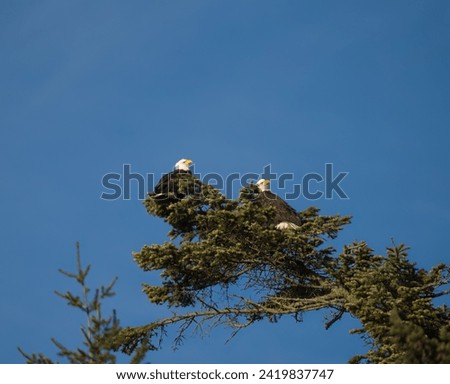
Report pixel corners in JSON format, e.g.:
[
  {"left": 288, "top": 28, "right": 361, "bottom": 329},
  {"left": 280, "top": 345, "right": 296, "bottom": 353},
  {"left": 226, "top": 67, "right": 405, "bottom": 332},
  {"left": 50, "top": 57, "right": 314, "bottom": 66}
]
[
  {"left": 331, "top": 242, "right": 450, "bottom": 363},
  {"left": 22, "top": 177, "right": 449, "bottom": 363},
  {"left": 116, "top": 175, "right": 450, "bottom": 362},
  {"left": 19, "top": 242, "right": 152, "bottom": 363}
]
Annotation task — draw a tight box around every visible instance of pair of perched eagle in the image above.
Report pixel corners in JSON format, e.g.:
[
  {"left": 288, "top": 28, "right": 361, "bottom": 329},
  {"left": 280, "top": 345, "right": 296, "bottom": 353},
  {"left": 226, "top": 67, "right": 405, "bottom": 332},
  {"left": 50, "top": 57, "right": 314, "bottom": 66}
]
[{"left": 152, "top": 158, "right": 301, "bottom": 230}]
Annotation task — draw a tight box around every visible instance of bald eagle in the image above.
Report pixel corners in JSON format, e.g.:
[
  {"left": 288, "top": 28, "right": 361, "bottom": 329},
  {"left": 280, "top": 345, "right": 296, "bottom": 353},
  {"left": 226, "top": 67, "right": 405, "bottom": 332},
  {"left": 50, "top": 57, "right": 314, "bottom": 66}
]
[
  {"left": 152, "top": 158, "right": 194, "bottom": 200},
  {"left": 255, "top": 179, "right": 301, "bottom": 230}
]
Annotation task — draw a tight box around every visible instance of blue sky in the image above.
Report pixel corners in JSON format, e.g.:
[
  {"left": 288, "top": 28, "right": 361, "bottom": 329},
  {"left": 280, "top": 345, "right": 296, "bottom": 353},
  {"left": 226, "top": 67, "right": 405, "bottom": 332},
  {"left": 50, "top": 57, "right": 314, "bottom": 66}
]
[{"left": 1, "top": 0, "right": 449, "bottom": 363}]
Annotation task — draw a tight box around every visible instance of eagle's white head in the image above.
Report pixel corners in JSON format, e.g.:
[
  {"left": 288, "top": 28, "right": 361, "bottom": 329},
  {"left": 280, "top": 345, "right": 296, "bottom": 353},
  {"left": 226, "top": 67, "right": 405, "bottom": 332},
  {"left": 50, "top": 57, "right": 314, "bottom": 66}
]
[
  {"left": 256, "top": 179, "right": 270, "bottom": 192},
  {"left": 174, "top": 158, "right": 193, "bottom": 171}
]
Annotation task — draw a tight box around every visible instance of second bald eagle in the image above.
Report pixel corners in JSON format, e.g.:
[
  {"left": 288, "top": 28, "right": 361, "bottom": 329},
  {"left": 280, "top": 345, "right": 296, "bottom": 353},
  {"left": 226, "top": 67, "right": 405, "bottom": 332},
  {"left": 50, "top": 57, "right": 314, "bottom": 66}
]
[{"left": 255, "top": 179, "right": 302, "bottom": 230}]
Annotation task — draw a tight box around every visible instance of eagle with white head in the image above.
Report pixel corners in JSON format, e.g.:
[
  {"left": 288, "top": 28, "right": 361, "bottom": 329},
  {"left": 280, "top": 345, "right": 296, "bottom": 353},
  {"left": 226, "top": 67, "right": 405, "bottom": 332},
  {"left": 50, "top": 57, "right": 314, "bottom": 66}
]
[
  {"left": 255, "top": 179, "right": 301, "bottom": 230},
  {"left": 152, "top": 158, "right": 194, "bottom": 199}
]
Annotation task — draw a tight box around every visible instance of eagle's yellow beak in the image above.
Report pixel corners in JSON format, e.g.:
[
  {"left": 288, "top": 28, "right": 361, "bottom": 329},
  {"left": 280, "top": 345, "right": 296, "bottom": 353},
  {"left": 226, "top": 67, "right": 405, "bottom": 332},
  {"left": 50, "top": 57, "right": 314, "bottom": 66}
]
[{"left": 185, "top": 159, "right": 193, "bottom": 166}]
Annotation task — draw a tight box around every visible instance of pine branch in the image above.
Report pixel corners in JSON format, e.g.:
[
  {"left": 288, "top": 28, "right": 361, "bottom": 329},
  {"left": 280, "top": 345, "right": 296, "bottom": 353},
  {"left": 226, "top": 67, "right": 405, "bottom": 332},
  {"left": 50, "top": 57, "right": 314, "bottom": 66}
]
[{"left": 19, "top": 242, "right": 152, "bottom": 364}]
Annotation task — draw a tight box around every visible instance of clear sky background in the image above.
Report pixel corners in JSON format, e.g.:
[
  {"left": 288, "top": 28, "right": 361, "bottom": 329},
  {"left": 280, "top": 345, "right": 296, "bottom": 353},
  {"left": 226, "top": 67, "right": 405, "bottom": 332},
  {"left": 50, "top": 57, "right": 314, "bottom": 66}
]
[{"left": 1, "top": 0, "right": 449, "bottom": 363}]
